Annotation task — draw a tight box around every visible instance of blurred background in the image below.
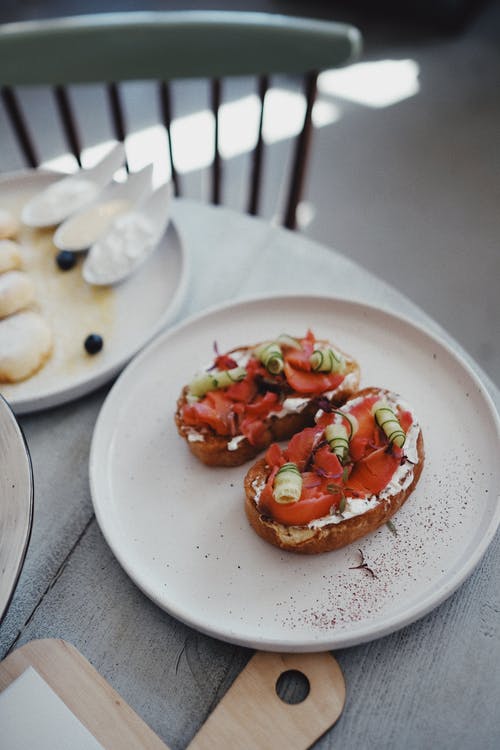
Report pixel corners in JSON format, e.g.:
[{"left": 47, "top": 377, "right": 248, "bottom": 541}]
[{"left": 1, "top": 0, "right": 499, "bottom": 386}]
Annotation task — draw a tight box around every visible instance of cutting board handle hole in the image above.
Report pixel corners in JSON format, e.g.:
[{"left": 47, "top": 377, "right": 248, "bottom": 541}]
[{"left": 275, "top": 669, "right": 310, "bottom": 705}]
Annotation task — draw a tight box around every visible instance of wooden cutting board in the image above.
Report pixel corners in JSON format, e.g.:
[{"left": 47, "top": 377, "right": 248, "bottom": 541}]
[
  {"left": 187, "top": 650, "right": 346, "bottom": 749},
  {"left": 0, "top": 639, "right": 168, "bottom": 750},
  {"left": 0, "top": 640, "right": 345, "bottom": 749}
]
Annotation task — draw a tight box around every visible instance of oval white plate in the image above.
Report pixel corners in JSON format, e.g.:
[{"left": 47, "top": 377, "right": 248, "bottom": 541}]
[
  {"left": 0, "top": 170, "right": 189, "bottom": 414},
  {"left": 90, "top": 295, "right": 500, "bottom": 651},
  {"left": 0, "top": 394, "right": 33, "bottom": 623}
]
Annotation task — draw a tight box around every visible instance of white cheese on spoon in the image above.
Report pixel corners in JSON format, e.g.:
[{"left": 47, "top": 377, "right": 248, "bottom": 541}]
[
  {"left": 83, "top": 211, "right": 156, "bottom": 285},
  {"left": 23, "top": 177, "right": 100, "bottom": 227},
  {"left": 83, "top": 182, "right": 172, "bottom": 286}
]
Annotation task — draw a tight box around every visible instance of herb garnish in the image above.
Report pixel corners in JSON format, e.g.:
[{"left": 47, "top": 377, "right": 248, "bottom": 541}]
[
  {"left": 326, "top": 481, "right": 348, "bottom": 515},
  {"left": 326, "top": 483, "right": 341, "bottom": 494},
  {"left": 349, "top": 549, "right": 377, "bottom": 578},
  {"left": 316, "top": 397, "right": 334, "bottom": 413},
  {"left": 386, "top": 519, "right": 398, "bottom": 537}
]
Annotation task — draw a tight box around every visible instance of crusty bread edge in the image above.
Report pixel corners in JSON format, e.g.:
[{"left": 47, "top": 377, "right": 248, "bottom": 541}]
[
  {"left": 243, "top": 391, "right": 425, "bottom": 554},
  {"left": 175, "top": 343, "right": 360, "bottom": 467}
]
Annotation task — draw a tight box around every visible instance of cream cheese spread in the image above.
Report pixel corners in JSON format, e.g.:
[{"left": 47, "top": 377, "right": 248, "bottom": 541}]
[
  {"left": 267, "top": 370, "right": 359, "bottom": 421},
  {"left": 308, "top": 412, "right": 420, "bottom": 528},
  {"left": 187, "top": 429, "right": 245, "bottom": 452},
  {"left": 186, "top": 428, "right": 205, "bottom": 443},
  {"left": 227, "top": 435, "right": 246, "bottom": 451},
  {"left": 253, "top": 394, "right": 420, "bottom": 529},
  {"left": 271, "top": 396, "right": 311, "bottom": 417},
  {"left": 251, "top": 477, "right": 266, "bottom": 497}
]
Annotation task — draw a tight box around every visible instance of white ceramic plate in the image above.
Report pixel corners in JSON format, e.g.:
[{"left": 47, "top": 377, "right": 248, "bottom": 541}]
[
  {"left": 0, "top": 394, "right": 33, "bottom": 623},
  {"left": 0, "top": 170, "right": 189, "bottom": 414},
  {"left": 90, "top": 295, "right": 500, "bottom": 651}
]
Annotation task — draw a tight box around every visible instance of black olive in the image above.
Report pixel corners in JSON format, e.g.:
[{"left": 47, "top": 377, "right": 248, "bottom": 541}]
[
  {"left": 56, "top": 250, "right": 76, "bottom": 271},
  {"left": 84, "top": 333, "right": 103, "bottom": 355}
]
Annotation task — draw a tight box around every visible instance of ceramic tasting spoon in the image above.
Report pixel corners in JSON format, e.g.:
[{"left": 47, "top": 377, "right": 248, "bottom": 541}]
[
  {"left": 82, "top": 181, "right": 173, "bottom": 286},
  {"left": 21, "top": 142, "right": 125, "bottom": 228},
  {"left": 53, "top": 164, "right": 154, "bottom": 252}
]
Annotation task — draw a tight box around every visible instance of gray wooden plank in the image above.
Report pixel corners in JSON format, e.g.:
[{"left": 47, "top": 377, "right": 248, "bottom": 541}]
[
  {"left": 0, "top": 388, "right": 106, "bottom": 654},
  {"left": 8, "top": 520, "right": 250, "bottom": 750},
  {"left": 7, "top": 513, "right": 499, "bottom": 749}
]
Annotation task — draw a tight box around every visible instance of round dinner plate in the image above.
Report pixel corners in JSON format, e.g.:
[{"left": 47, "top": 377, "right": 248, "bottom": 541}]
[
  {"left": 0, "top": 170, "right": 189, "bottom": 414},
  {"left": 90, "top": 295, "right": 500, "bottom": 651},
  {"left": 0, "top": 394, "right": 33, "bottom": 624}
]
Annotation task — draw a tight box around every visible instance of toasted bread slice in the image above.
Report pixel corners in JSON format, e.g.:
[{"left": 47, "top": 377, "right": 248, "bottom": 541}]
[
  {"left": 244, "top": 387, "right": 425, "bottom": 553},
  {"left": 175, "top": 333, "right": 360, "bottom": 467}
]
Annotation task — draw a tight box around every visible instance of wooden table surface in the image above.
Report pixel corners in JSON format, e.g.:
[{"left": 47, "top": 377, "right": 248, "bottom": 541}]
[{"left": 1, "top": 200, "right": 499, "bottom": 749}]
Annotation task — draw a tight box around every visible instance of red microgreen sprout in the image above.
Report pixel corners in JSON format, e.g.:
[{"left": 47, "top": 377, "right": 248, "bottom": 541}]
[
  {"left": 349, "top": 549, "right": 377, "bottom": 578},
  {"left": 316, "top": 397, "right": 334, "bottom": 413}
]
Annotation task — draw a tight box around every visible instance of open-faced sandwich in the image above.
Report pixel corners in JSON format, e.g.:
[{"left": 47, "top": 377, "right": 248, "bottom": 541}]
[
  {"left": 244, "top": 387, "right": 424, "bottom": 553},
  {"left": 175, "top": 330, "right": 360, "bottom": 466}
]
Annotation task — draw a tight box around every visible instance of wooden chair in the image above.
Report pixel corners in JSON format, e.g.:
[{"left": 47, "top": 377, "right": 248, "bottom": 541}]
[{"left": 0, "top": 11, "right": 361, "bottom": 229}]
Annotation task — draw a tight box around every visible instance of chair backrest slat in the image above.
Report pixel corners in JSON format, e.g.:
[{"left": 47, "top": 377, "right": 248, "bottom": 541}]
[
  {"left": 0, "top": 13, "right": 361, "bottom": 85},
  {"left": 248, "top": 74, "right": 269, "bottom": 217},
  {"left": 1, "top": 85, "right": 39, "bottom": 168},
  {"left": 0, "top": 13, "right": 361, "bottom": 228},
  {"left": 158, "top": 81, "right": 180, "bottom": 197},
  {"left": 211, "top": 78, "right": 222, "bottom": 205},
  {"left": 284, "top": 71, "right": 318, "bottom": 230},
  {"left": 53, "top": 85, "right": 82, "bottom": 167},
  {"left": 107, "top": 82, "right": 128, "bottom": 171}
]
